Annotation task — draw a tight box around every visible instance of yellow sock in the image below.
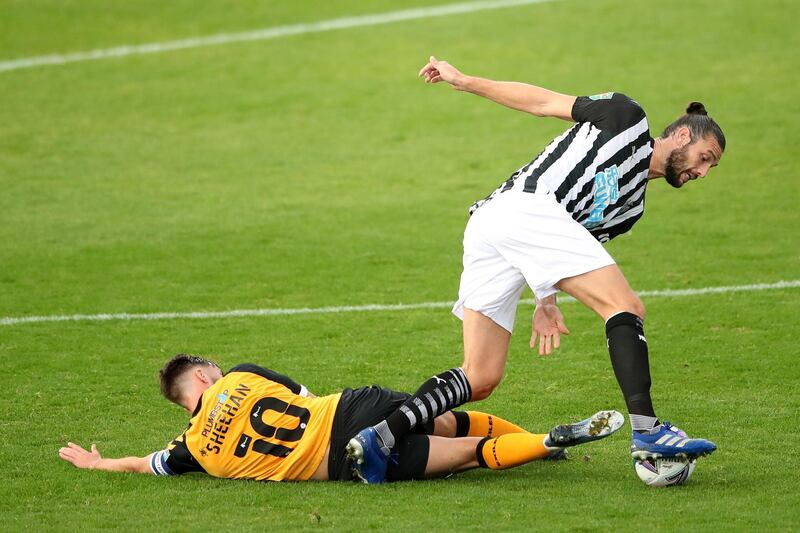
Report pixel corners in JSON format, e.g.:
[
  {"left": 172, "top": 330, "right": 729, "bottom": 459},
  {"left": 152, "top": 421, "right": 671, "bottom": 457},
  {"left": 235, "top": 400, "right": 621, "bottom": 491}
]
[
  {"left": 478, "top": 433, "right": 551, "bottom": 470},
  {"left": 464, "top": 411, "right": 529, "bottom": 437}
]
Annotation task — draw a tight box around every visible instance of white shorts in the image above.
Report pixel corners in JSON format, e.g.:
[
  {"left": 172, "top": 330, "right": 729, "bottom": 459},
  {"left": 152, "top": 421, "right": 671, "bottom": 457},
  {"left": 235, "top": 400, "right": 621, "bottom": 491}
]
[{"left": 452, "top": 189, "right": 615, "bottom": 333}]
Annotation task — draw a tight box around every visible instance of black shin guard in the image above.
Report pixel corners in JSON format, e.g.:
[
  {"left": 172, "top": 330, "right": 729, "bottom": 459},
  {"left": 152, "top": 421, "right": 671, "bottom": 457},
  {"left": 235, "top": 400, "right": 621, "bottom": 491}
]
[
  {"left": 606, "top": 312, "right": 657, "bottom": 418},
  {"left": 381, "top": 368, "right": 472, "bottom": 446}
]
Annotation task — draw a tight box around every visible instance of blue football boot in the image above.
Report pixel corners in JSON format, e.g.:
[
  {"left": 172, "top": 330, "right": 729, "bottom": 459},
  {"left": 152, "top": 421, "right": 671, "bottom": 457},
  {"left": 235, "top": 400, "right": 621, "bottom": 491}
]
[
  {"left": 630, "top": 421, "right": 717, "bottom": 460},
  {"left": 346, "top": 427, "right": 390, "bottom": 484},
  {"left": 547, "top": 410, "right": 625, "bottom": 447}
]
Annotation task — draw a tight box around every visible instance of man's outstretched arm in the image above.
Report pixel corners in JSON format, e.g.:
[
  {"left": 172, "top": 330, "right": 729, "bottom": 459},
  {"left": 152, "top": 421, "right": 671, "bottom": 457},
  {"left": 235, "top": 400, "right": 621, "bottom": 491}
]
[
  {"left": 59, "top": 442, "right": 153, "bottom": 474},
  {"left": 418, "top": 56, "right": 576, "bottom": 121}
]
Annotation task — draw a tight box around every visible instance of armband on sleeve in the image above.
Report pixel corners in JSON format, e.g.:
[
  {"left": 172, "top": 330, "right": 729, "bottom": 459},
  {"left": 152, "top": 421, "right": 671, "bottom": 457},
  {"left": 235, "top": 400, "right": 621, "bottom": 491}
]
[
  {"left": 150, "top": 437, "right": 204, "bottom": 476},
  {"left": 150, "top": 450, "right": 177, "bottom": 476}
]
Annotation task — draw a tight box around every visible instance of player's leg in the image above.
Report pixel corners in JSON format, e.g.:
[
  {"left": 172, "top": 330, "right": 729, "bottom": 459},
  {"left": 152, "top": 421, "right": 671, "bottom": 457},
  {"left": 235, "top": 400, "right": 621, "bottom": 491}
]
[
  {"left": 461, "top": 308, "right": 511, "bottom": 401},
  {"left": 557, "top": 266, "right": 716, "bottom": 459},
  {"left": 432, "top": 410, "right": 528, "bottom": 438},
  {"left": 348, "top": 219, "right": 527, "bottom": 483},
  {"left": 431, "top": 409, "right": 561, "bottom": 461},
  {"left": 425, "top": 433, "right": 555, "bottom": 476},
  {"left": 556, "top": 265, "right": 657, "bottom": 430},
  {"left": 351, "top": 307, "right": 512, "bottom": 461},
  {"left": 383, "top": 252, "right": 525, "bottom": 440},
  {"left": 377, "top": 242, "right": 523, "bottom": 442},
  {"left": 389, "top": 434, "right": 552, "bottom": 480},
  {"left": 346, "top": 366, "right": 477, "bottom": 482},
  {"left": 557, "top": 264, "right": 644, "bottom": 320},
  {"left": 419, "top": 410, "right": 626, "bottom": 478}
]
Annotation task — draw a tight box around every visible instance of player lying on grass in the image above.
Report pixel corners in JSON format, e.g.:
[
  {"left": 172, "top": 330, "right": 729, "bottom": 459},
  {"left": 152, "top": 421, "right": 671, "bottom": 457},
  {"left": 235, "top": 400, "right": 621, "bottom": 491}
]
[{"left": 59, "top": 354, "right": 623, "bottom": 482}]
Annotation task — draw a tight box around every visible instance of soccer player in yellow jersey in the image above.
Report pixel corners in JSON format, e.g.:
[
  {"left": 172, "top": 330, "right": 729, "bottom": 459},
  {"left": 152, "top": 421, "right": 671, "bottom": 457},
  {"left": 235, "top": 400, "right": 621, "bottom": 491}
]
[{"left": 59, "top": 354, "right": 623, "bottom": 482}]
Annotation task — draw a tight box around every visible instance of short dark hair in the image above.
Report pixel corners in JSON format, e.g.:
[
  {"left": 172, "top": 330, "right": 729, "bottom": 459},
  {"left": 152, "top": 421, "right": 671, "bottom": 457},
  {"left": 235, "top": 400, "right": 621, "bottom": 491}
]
[
  {"left": 159, "top": 353, "right": 219, "bottom": 405},
  {"left": 660, "top": 102, "right": 726, "bottom": 151}
]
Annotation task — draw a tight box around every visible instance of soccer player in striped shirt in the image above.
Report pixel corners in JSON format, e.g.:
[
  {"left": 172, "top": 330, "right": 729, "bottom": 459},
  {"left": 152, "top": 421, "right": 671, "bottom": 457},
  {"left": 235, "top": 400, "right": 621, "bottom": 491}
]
[
  {"left": 58, "top": 354, "right": 623, "bottom": 482},
  {"left": 350, "top": 57, "right": 725, "bottom": 483}
]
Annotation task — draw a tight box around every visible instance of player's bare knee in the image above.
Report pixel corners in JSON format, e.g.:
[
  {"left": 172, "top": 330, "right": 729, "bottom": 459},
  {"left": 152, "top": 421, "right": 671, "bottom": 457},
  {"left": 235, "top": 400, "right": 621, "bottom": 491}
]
[
  {"left": 607, "top": 295, "right": 645, "bottom": 321},
  {"left": 468, "top": 375, "right": 502, "bottom": 401},
  {"left": 629, "top": 296, "right": 646, "bottom": 320},
  {"left": 470, "top": 384, "right": 493, "bottom": 401},
  {"left": 462, "top": 361, "right": 504, "bottom": 401}
]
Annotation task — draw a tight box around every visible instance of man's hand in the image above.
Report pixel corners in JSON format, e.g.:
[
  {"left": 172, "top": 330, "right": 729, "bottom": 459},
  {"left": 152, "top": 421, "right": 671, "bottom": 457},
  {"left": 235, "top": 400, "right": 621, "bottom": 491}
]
[
  {"left": 531, "top": 303, "right": 570, "bottom": 356},
  {"left": 59, "top": 442, "right": 153, "bottom": 473},
  {"left": 418, "top": 56, "right": 467, "bottom": 89},
  {"left": 418, "top": 55, "right": 576, "bottom": 120},
  {"left": 59, "top": 442, "right": 102, "bottom": 469}
]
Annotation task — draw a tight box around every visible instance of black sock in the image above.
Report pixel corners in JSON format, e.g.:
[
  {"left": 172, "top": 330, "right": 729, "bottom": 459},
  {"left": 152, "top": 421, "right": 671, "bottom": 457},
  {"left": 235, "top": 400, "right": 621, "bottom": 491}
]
[
  {"left": 452, "top": 411, "right": 470, "bottom": 437},
  {"left": 606, "top": 312, "right": 657, "bottom": 420},
  {"left": 375, "top": 368, "right": 472, "bottom": 450}
]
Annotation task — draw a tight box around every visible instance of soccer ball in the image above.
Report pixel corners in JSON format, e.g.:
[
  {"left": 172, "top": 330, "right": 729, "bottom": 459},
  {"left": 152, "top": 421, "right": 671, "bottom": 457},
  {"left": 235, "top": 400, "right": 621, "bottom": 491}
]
[{"left": 634, "top": 456, "right": 696, "bottom": 487}]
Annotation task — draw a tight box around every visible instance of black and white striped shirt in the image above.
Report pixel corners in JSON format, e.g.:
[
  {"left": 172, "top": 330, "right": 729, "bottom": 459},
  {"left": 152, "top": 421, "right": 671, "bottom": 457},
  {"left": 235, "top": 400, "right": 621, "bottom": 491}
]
[{"left": 470, "top": 92, "right": 654, "bottom": 242}]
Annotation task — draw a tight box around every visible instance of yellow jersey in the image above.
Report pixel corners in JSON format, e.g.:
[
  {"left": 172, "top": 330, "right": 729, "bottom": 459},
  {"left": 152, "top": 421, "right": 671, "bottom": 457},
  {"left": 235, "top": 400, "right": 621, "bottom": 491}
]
[{"left": 150, "top": 364, "right": 341, "bottom": 481}]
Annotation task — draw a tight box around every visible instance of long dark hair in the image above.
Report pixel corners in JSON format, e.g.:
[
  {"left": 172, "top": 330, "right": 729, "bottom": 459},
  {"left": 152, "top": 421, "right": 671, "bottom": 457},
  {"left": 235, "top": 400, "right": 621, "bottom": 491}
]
[{"left": 660, "top": 102, "right": 726, "bottom": 151}]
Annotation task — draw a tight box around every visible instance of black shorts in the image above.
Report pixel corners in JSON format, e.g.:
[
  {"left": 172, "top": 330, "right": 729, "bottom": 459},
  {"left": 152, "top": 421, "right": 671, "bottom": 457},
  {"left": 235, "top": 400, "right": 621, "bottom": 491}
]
[{"left": 327, "top": 386, "right": 432, "bottom": 482}]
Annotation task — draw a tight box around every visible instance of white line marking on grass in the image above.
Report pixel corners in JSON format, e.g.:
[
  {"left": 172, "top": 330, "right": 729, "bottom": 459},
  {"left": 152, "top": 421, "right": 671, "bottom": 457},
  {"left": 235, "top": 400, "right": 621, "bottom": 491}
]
[
  {"left": 1, "top": 280, "right": 798, "bottom": 326},
  {"left": 0, "top": 0, "right": 556, "bottom": 74}
]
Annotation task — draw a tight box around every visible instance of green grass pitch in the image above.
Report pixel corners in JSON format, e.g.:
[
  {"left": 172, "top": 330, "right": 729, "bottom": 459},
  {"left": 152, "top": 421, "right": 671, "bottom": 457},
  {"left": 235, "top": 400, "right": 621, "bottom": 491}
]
[{"left": 1, "top": 0, "right": 799, "bottom": 530}]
